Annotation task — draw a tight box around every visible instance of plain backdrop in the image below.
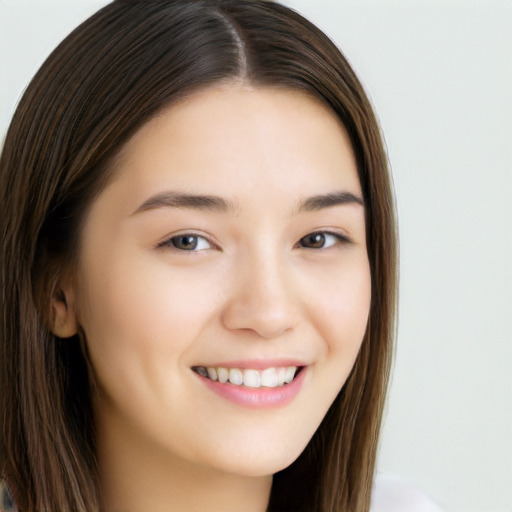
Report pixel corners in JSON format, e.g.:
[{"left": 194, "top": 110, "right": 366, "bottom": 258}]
[{"left": 1, "top": 1, "right": 511, "bottom": 511}]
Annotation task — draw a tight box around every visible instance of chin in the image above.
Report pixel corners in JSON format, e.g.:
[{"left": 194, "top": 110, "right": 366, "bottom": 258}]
[{"left": 199, "top": 438, "right": 308, "bottom": 478}]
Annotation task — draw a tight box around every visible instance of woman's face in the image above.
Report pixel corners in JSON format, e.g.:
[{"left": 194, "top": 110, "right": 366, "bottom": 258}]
[{"left": 70, "top": 83, "right": 371, "bottom": 477}]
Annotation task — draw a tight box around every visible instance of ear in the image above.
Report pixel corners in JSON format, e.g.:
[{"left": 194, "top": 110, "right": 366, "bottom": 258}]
[{"left": 50, "top": 280, "right": 78, "bottom": 338}]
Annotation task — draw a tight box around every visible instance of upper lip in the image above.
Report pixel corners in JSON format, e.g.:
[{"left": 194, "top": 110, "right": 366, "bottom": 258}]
[{"left": 192, "top": 358, "right": 309, "bottom": 370}]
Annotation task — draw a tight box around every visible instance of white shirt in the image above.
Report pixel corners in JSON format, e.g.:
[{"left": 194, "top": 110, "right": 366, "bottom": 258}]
[{"left": 371, "top": 474, "right": 443, "bottom": 512}]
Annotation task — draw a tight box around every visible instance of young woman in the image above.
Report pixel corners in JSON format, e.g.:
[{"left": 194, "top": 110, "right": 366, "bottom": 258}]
[{"left": 0, "top": 1, "right": 407, "bottom": 510}]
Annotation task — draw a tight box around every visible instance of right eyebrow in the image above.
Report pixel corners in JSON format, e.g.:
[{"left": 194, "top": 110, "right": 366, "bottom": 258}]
[{"left": 131, "top": 191, "right": 239, "bottom": 216}]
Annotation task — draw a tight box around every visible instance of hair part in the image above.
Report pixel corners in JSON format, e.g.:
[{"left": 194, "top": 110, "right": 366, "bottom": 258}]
[{"left": 0, "top": 1, "right": 397, "bottom": 510}]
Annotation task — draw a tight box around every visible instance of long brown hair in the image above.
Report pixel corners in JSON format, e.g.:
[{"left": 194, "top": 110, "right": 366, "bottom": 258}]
[{"left": 0, "top": 1, "right": 397, "bottom": 510}]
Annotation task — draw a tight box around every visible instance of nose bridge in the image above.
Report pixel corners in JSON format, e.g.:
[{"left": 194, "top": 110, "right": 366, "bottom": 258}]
[{"left": 221, "top": 241, "right": 300, "bottom": 339}]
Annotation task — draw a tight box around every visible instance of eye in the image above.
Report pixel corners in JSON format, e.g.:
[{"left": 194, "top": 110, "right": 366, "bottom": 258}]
[
  {"left": 158, "top": 234, "right": 212, "bottom": 251},
  {"left": 298, "top": 231, "right": 349, "bottom": 249}
]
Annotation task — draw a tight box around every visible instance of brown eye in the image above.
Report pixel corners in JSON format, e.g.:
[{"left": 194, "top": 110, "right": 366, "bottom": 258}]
[
  {"left": 160, "top": 234, "right": 212, "bottom": 251},
  {"left": 298, "top": 231, "right": 349, "bottom": 249},
  {"left": 172, "top": 235, "right": 199, "bottom": 250},
  {"left": 300, "top": 233, "right": 327, "bottom": 249}
]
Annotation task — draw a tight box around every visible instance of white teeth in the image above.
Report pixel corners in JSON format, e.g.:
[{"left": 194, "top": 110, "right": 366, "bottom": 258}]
[
  {"left": 284, "top": 367, "right": 296, "bottom": 384},
  {"left": 277, "top": 367, "right": 287, "bottom": 387},
  {"left": 229, "top": 368, "right": 243, "bottom": 386},
  {"left": 243, "top": 369, "right": 261, "bottom": 388},
  {"left": 197, "top": 365, "right": 299, "bottom": 388},
  {"left": 217, "top": 367, "right": 229, "bottom": 383},
  {"left": 260, "top": 368, "right": 279, "bottom": 388}
]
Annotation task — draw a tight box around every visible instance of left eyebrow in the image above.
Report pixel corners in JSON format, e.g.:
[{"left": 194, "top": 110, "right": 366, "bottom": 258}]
[{"left": 296, "top": 191, "right": 364, "bottom": 212}]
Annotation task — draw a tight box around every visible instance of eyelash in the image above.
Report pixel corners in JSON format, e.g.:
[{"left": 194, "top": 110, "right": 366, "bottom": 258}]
[{"left": 157, "top": 230, "right": 351, "bottom": 252}]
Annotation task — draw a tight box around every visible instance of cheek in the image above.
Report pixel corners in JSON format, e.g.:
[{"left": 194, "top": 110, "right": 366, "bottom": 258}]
[
  {"left": 304, "top": 253, "right": 371, "bottom": 412},
  {"left": 75, "top": 246, "right": 223, "bottom": 397},
  {"left": 310, "top": 256, "right": 371, "bottom": 354}
]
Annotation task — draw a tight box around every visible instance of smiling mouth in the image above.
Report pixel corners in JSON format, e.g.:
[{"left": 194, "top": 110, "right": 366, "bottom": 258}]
[{"left": 192, "top": 365, "right": 303, "bottom": 388}]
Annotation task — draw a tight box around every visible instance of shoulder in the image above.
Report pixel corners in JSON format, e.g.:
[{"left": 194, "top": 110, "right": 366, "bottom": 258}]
[{"left": 370, "top": 474, "right": 443, "bottom": 512}]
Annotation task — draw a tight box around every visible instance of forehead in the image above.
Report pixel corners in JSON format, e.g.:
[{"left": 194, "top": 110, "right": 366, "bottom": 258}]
[{"left": 106, "top": 83, "right": 361, "bottom": 213}]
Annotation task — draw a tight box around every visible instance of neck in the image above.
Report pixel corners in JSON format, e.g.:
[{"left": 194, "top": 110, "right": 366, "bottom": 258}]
[{"left": 95, "top": 404, "right": 272, "bottom": 512}]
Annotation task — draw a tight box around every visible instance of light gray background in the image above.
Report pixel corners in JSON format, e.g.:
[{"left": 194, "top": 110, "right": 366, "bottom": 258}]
[{"left": 1, "top": 1, "right": 511, "bottom": 511}]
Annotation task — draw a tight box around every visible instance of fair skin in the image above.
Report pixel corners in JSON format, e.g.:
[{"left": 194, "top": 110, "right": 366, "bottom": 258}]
[{"left": 52, "top": 83, "right": 371, "bottom": 512}]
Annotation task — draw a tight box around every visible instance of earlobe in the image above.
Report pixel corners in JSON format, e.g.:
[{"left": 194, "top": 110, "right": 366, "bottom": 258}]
[{"left": 50, "top": 283, "right": 78, "bottom": 338}]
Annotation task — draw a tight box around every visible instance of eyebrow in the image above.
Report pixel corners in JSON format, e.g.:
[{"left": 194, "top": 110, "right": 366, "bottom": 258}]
[
  {"left": 296, "top": 191, "right": 364, "bottom": 212},
  {"left": 132, "top": 190, "right": 364, "bottom": 216},
  {"left": 132, "top": 191, "right": 239, "bottom": 215}
]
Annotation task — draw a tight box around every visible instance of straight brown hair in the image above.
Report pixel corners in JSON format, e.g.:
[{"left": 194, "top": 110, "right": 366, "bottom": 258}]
[{"left": 0, "top": 1, "right": 397, "bottom": 510}]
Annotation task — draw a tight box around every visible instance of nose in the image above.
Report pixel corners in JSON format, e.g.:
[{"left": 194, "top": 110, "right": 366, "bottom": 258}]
[{"left": 221, "top": 251, "right": 301, "bottom": 339}]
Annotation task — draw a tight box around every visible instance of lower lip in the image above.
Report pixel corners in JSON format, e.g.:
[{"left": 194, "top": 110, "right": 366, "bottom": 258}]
[{"left": 197, "top": 368, "right": 307, "bottom": 409}]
